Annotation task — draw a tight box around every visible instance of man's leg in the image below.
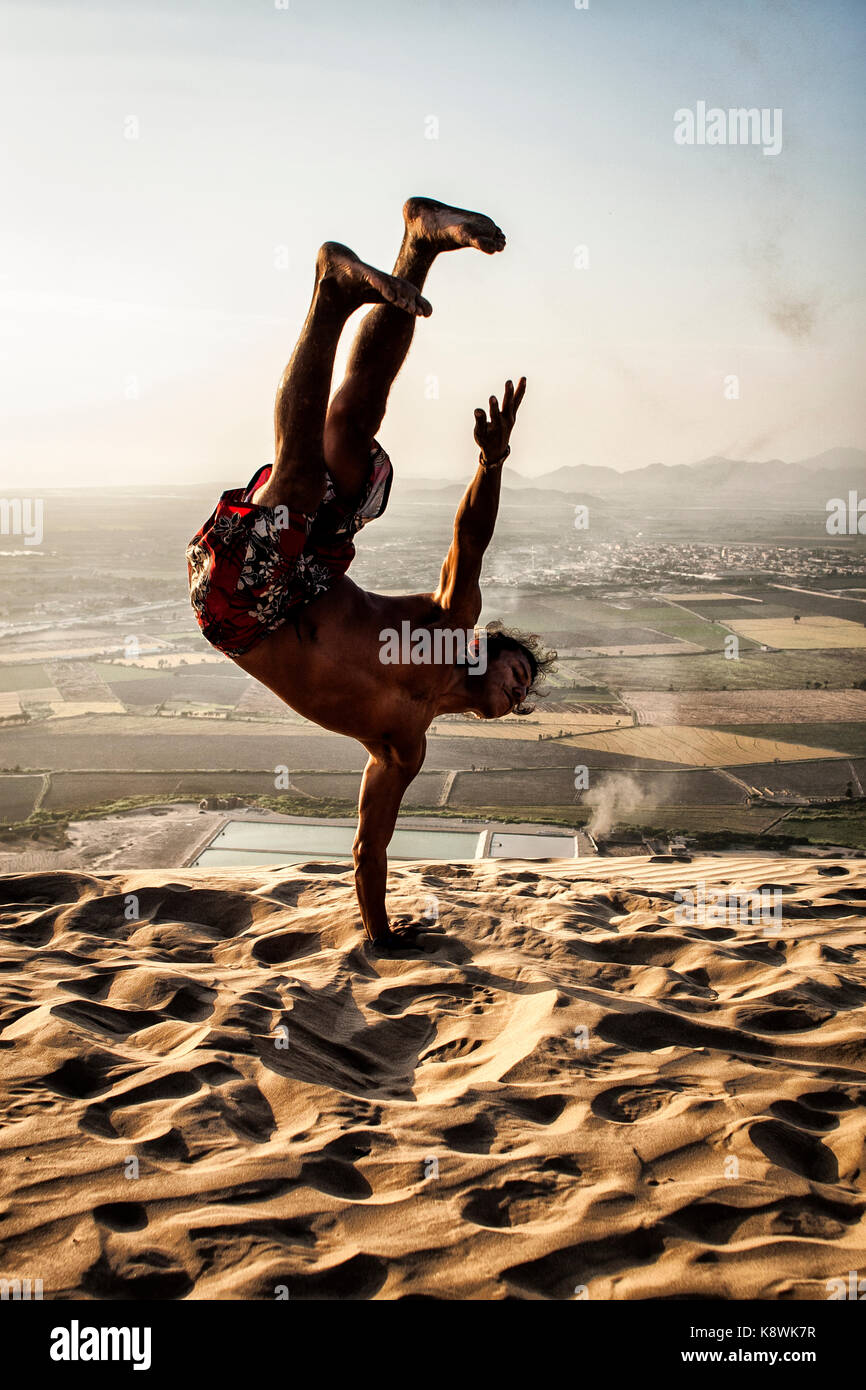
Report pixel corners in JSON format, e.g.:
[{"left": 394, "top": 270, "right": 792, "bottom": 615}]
[
  {"left": 323, "top": 197, "right": 506, "bottom": 504},
  {"left": 251, "top": 242, "right": 430, "bottom": 514}
]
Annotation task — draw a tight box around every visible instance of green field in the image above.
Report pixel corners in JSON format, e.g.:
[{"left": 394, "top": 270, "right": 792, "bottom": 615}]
[
  {"left": 0, "top": 664, "right": 51, "bottom": 691},
  {"left": 626, "top": 605, "right": 751, "bottom": 650},
  {"left": 90, "top": 662, "right": 168, "bottom": 683},
  {"left": 780, "top": 805, "right": 866, "bottom": 848}
]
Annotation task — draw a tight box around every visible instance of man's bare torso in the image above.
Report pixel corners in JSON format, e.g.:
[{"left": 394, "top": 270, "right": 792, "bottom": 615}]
[{"left": 233, "top": 577, "right": 479, "bottom": 757}]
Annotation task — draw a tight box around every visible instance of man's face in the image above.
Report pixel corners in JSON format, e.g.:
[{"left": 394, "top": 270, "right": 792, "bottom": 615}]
[{"left": 471, "top": 649, "right": 534, "bottom": 719}]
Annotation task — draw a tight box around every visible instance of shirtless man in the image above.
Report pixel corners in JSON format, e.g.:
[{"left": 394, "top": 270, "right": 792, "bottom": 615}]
[{"left": 187, "top": 197, "right": 552, "bottom": 948}]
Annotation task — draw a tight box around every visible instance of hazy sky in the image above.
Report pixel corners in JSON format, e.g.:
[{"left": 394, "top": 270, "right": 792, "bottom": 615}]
[{"left": 2, "top": 0, "right": 864, "bottom": 488}]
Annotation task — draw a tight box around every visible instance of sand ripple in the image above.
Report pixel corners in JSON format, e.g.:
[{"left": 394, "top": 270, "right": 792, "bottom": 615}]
[{"left": 1, "top": 854, "right": 865, "bottom": 1299}]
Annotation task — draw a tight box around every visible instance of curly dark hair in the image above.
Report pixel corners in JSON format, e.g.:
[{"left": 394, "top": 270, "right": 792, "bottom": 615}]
[{"left": 480, "top": 622, "right": 557, "bottom": 714}]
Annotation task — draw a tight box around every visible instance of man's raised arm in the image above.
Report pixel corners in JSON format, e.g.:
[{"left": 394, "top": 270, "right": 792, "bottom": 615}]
[{"left": 435, "top": 377, "right": 526, "bottom": 619}]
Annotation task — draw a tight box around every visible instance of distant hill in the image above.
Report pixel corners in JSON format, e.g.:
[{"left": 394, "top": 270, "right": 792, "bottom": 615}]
[{"left": 404, "top": 448, "right": 866, "bottom": 508}]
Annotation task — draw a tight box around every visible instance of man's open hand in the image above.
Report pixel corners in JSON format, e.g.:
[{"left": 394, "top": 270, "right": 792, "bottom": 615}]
[{"left": 474, "top": 376, "right": 526, "bottom": 466}]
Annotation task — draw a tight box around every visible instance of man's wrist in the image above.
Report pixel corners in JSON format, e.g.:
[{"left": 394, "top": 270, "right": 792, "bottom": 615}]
[{"left": 479, "top": 443, "right": 511, "bottom": 468}]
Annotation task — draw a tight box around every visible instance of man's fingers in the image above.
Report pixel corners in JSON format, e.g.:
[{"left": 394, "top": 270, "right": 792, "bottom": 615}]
[
  {"left": 489, "top": 395, "right": 500, "bottom": 423},
  {"left": 513, "top": 376, "right": 527, "bottom": 411}
]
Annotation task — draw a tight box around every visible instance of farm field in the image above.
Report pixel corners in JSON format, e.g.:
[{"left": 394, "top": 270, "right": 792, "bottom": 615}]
[
  {"left": 0, "top": 664, "right": 52, "bottom": 691},
  {"left": 733, "top": 758, "right": 866, "bottom": 798},
  {"left": 595, "top": 804, "right": 786, "bottom": 834},
  {"left": 436, "top": 711, "right": 632, "bottom": 738},
  {"left": 34, "top": 768, "right": 446, "bottom": 815},
  {"left": 625, "top": 605, "right": 742, "bottom": 650},
  {"left": 575, "top": 648, "right": 866, "bottom": 690},
  {"left": 726, "top": 616, "right": 866, "bottom": 649},
  {"left": 672, "top": 600, "right": 794, "bottom": 622},
  {"left": 480, "top": 591, "right": 744, "bottom": 652},
  {"left": 563, "top": 724, "right": 846, "bottom": 767},
  {"left": 0, "top": 775, "right": 44, "bottom": 822},
  {"left": 569, "top": 641, "right": 704, "bottom": 657},
  {"left": 448, "top": 766, "right": 747, "bottom": 809},
  {"left": 744, "top": 585, "right": 866, "bottom": 618},
  {"left": 661, "top": 591, "right": 749, "bottom": 603},
  {"left": 624, "top": 689, "right": 866, "bottom": 726},
  {"left": 711, "top": 723, "right": 866, "bottom": 757},
  {"left": 0, "top": 712, "right": 671, "bottom": 775},
  {"left": 779, "top": 808, "right": 866, "bottom": 847}
]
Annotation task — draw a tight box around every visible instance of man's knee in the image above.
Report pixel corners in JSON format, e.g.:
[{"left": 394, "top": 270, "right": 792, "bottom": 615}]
[{"left": 327, "top": 380, "right": 382, "bottom": 446}]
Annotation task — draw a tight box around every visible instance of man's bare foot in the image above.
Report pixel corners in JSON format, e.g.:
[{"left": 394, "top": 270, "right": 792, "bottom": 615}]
[
  {"left": 364, "top": 922, "right": 438, "bottom": 956},
  {"left": 403, "top": 196, "right": 506, "bottom": 255},
  {"left": 316, "top": 242, "right": 432, "bottom": 316}
]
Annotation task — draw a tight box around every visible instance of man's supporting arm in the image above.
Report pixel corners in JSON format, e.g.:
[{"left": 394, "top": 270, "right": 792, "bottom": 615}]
[{"left": 353, "top": 741, "right": 425, "bottom": 941}]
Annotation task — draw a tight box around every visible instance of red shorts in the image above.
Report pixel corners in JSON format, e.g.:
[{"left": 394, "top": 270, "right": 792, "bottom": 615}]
[{"left": 186, "top": 443, "right": 393, "bottom": 657}]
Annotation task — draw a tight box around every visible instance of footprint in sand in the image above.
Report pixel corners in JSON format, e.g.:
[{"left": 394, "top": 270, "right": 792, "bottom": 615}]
[
  {"left": 265, "top": 1253, "right": 387, "bottom": 1300},
  {"left": 770, "top": 1098, "right": 839, "bottom": 1132},
  {"left": 252, "top": 930, "right": 321, "bottom": 964},
  {"left": 442, "top": 1113, "right": 497, "bottom": 1154},
  {"left": 82, "top": 1250, "right": 192, "bottom": 1300},
  {"left": 50, "top": 999, "right": 163, "bottom": 1038},
  {"left": 592, "top": 1081, "right": 691, "bottom": 1124},
  {"left": 45, "top": 1050, "right": 133, "bottom": 1099},
  {"left": 504, "top": 1227, "right": 665, "bottom": 1299},
  {"left": 93, "top": 1202, "right": 148, "bottom": 1231},
  {"left": 800, "top": 1088, "right": 860, "bottom": 1112},
  {"left": 58, "top": 970, "right": 120, "bottom": 1001},
  {"left": 461, "top": 1177, "right": 560, "bottom": 1229},
  {"left": 505, "top": 1093, "right": 569, "bottom": 1125},
  {"left": 371, "top": 981, "right": 494, "bottom": 1018},
  {"left": 80, "top": 1070, "right": 203, "bottom": 1138},
  {"left": 299, "top": 1156, "right": 372, "bottom": 1200},
  {"left": 749, "top": 1118, "right": 838, "bottom": 1184},
  {"left": 735, "top": 1001, "right": 833, "bottom": 1034}
]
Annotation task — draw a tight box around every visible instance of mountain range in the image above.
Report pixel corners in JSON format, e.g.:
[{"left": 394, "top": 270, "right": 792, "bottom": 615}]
[{"left": 405, "top": 447, "right": 866, "bottom": 508}]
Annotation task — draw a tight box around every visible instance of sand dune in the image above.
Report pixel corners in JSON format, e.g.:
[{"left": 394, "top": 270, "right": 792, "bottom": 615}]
[{"left": 1, "top": 853, "right": 865, "bottom": 1300}]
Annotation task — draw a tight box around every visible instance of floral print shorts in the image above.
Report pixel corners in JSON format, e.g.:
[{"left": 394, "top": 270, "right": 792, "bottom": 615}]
[{"left": 186, "top": 442, "right": 392, "bottom": 657}]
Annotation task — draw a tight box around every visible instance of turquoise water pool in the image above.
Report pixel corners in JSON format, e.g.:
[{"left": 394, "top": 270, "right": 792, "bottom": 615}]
[{"left": 192, "top": 820, "right": 484, "bottom": 867}]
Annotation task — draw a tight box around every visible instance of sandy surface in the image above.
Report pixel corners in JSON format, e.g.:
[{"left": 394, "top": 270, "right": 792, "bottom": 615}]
[{"left": 0, "top": 853, "right": 865, "bottom": 1300}]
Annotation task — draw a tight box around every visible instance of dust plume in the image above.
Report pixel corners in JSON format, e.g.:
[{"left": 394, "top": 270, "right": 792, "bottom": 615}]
[{"left": 584, "top": 773, "right": 649, "bottom": 838}]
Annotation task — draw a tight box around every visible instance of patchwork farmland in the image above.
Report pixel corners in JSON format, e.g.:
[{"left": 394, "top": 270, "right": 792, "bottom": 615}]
[{"left": 2, "top": 499, "right": 865, "bottom": 854}]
